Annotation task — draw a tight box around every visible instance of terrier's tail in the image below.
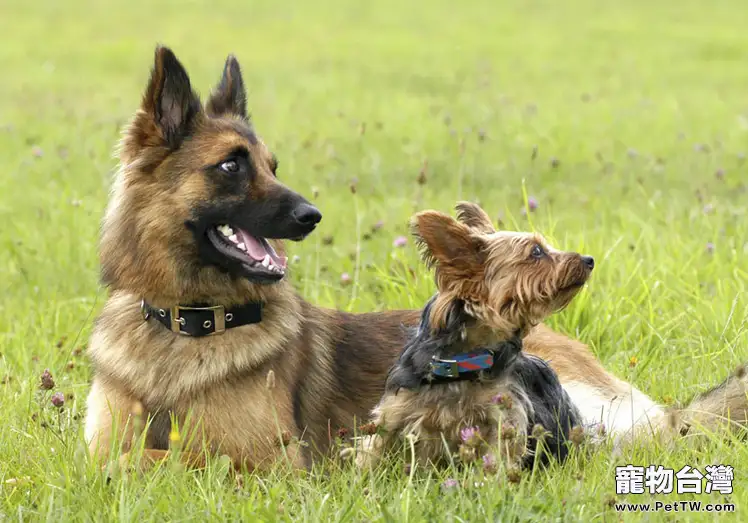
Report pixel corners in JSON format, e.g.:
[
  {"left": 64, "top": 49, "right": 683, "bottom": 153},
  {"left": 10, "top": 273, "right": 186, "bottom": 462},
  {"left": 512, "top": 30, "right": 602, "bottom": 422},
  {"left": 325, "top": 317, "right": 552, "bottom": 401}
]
[{"left": 677, "top": 363, "right": 748, "bottom": 436}]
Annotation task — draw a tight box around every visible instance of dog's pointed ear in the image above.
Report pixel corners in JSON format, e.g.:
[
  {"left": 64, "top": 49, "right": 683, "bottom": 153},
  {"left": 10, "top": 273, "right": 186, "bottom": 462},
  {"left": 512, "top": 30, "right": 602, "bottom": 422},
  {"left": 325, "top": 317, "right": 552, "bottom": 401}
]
[
  {"left": 141, "top": 46, "right": 201, "bottom": 149},
  {"left": 454, "top": 201, "right": 495, "bottom": 234},
  {"left": 410, "top": 210, "right": 485, "bottom": 278},
  {"left": 206, "top": 55, "right": 248, "bottom": 119}
]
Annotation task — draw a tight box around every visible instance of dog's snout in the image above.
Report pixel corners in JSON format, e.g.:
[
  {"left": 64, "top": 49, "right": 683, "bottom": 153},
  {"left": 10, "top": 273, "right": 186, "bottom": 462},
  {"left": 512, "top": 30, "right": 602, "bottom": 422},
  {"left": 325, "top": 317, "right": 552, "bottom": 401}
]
[
  {"left": 581, "top": 255, "right": 595, "bottom": 270},
  {"left": 292, "top": 203, "right": 322, "bottom": 227}
]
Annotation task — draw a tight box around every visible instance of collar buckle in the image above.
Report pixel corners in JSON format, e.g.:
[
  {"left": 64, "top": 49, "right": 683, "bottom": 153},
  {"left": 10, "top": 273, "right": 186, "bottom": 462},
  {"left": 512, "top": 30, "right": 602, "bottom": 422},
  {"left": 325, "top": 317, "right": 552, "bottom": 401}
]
[
  {"left": 429, "top": 357, "right": 460, "bottom": 378},
  {"left": 169, "top": 305, "right": 226, "bottom": 335},
  {"left": 140, "top": 299, "right": 150, "bottom": 320}
]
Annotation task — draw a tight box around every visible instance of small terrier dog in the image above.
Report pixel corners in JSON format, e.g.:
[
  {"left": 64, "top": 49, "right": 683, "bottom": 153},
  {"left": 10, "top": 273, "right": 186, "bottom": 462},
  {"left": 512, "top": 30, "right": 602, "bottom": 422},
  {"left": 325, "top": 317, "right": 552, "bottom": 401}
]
[{"left": 355, "top": 202, "right": 593, "bottom": 470}]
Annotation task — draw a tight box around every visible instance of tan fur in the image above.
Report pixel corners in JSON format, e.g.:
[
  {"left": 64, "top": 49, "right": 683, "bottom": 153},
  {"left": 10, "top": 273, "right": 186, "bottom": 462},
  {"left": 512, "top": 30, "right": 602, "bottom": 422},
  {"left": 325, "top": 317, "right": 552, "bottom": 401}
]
[
  {"left": 679, "top": 364, "right": 748, "bottom": 435},
  {"left": 411, "top": 207, "right": 592, "bottom": 338},
  {"left": 524, "top": 324, "right": 617, "bottom": 389},
  {"left": 357, "top": 381, "right": 528, "bottom": 468}
]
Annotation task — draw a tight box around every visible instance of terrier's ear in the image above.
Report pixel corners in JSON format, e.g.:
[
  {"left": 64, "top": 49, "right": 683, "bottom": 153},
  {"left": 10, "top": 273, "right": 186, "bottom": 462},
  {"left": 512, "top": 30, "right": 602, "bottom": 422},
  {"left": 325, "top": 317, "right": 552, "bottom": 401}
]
[
  {"left": 141, "top": 46, "right": 202, "bottom": 149},
  {"left": 206, "top": 55, "right": 248, "bottom": 119},
  {"left": 454, "top": 201, "right": 495, "bottom": 234},
  {"left": 410, "top": 210, "right": 486, "bottom": 279}
]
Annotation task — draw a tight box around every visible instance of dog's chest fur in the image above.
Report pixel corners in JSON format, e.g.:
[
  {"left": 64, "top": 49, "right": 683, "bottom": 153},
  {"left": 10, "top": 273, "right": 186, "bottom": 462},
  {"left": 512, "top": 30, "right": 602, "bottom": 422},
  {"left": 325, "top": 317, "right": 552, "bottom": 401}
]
[
  {"left": 85, "top": 290, "right": 310, "bottom": 464},
  {"left": 88, "top": 291, "right": 303, "bottom": 405},
  {"left": 378, "top": 379, "right": 521, "bottom": 430},
  {"left": 370, "top": 377, "right": 530, "bottom": 465}
]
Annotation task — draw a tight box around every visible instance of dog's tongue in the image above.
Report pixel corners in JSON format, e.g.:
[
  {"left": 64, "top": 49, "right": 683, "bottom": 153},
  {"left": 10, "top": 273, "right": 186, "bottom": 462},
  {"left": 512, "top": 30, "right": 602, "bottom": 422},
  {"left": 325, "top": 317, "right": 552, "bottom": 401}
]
[{"left": 237, "top": 229, "right": 288, "bottom": 268}]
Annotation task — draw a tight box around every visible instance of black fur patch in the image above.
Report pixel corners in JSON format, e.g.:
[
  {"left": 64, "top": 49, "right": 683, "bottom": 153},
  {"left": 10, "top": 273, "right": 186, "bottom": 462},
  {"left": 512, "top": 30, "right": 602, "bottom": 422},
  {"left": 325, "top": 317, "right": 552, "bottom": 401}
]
[
  {"left": 514, "top": 354, "right": 581, "bottom": 467},
  {"left": 384, "top": 297, "right": 521, "bottom": 391}
]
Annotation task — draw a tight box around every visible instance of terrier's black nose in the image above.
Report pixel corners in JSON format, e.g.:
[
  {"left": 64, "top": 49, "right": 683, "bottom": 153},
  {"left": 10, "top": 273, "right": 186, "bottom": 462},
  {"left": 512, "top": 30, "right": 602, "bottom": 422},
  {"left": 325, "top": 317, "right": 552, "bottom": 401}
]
[
  {"left": 292, "top": 203, "right": 322, "bottom": 227},
  {"left": 581, "top": 255, "right": 595, "bottom": 270}
]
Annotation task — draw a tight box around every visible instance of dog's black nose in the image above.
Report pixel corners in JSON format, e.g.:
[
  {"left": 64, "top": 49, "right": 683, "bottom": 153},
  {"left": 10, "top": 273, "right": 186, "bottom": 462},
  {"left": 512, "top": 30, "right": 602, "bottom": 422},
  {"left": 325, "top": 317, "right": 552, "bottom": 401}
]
[
  {"left": 581, "top": 255, "right": 595, "bottom": 270},
  {"left": 292, "top": 203, "right": 322, "bottom": 227}
]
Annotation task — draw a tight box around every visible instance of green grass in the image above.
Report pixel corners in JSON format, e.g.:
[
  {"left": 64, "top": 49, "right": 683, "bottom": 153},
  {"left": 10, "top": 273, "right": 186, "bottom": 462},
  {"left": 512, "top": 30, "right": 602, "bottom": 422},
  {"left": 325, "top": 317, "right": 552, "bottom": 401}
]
[{"left": 1, "top": 0, "right": 748, "bottom": 520}]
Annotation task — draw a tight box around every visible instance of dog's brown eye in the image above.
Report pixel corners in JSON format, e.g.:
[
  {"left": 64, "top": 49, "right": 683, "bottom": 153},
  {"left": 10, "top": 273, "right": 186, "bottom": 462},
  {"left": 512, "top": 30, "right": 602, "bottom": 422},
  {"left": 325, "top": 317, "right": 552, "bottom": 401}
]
[
  {"left": 219, "top": 160, "right": 240, "bottom": 173},
  {"left": 531, "top": 245, "right": 545, "bottom": 259}
]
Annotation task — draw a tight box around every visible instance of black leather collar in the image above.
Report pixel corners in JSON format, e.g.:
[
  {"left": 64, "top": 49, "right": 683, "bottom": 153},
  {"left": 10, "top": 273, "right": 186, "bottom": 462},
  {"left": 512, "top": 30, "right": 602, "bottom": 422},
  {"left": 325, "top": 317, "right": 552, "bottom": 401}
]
[{"left": 141, "top": 300, "right": 263, "bottom": 337}]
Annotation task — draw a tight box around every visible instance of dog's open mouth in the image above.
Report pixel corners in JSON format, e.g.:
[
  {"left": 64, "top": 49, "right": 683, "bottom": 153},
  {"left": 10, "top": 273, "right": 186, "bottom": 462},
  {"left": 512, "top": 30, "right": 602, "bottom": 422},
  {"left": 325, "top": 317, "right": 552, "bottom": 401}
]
[{"left": 206, "top": 224, "right": 288, "bottom": 279}]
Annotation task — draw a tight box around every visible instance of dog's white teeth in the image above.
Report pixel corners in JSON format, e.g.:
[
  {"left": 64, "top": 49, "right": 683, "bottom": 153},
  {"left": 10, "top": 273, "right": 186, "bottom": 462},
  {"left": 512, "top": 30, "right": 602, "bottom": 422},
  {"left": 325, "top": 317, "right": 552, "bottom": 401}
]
[
  {"left": 261, "top": 255, "right": 271, "bottom": 268},
  {"left": 218, "top": 225, "right": 233, "bottom": 236},
  {"left": 228, "top": 234, "right": 238, "bottom": 244},
  {"left": 237, "top": 242, "right": 246, "bottom": 251}
]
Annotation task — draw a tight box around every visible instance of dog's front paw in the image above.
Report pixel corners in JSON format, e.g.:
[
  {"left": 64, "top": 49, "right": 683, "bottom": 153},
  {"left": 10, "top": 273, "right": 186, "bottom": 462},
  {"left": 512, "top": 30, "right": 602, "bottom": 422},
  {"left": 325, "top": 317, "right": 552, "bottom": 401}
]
[
  {"left": 350, "top": 435, "right": 384, "bottom": 469},
  {"left": 339, "top": 446, "right": 356, "bottom": 461}
]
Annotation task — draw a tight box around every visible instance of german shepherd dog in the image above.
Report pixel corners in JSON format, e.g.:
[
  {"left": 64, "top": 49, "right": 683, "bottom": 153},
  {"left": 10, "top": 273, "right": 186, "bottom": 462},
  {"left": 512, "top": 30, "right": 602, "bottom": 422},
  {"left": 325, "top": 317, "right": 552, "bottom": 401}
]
[{"left": 85, "top": 46, "right": 748, "bottom": 472}]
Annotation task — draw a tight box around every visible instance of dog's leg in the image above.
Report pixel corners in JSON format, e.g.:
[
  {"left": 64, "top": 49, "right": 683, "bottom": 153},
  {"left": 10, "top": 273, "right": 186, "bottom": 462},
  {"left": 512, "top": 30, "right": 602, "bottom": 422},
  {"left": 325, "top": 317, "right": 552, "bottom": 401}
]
[
  {"left": 274, "top": 440, "right": 307, "bottom": 471},
  {"left": 679, "top": 363, "right": 748, "bottom": 436},
  {"left": 353, "top": 434, "right": 386, "bottom": 469},
  {"left": 84, "top": 378, "right": 141, "bottom": 463},
  {"left": 84, "top": 378, "right": 208, "bottom": 473},
  {"left": 601, "top": 367, "right": 748, "bottom": 453}
]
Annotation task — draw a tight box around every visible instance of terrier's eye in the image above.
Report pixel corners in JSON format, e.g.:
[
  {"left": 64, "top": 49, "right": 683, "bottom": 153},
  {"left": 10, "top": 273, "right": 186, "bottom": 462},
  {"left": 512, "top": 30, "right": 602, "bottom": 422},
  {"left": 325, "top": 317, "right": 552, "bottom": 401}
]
[
  {"left": 530, "top": 244, "right": 545, "bottom": 259},
  {"left": 219, "top": 160, "right": 240, "bottom": 174}
]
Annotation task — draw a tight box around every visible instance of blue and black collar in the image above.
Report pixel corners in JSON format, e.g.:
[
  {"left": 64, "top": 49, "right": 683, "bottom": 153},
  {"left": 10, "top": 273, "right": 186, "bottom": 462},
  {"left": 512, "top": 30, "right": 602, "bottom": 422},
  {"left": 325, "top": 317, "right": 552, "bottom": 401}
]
[{"left": 424, "top": 335, "right": 523, "bottom": 384}]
